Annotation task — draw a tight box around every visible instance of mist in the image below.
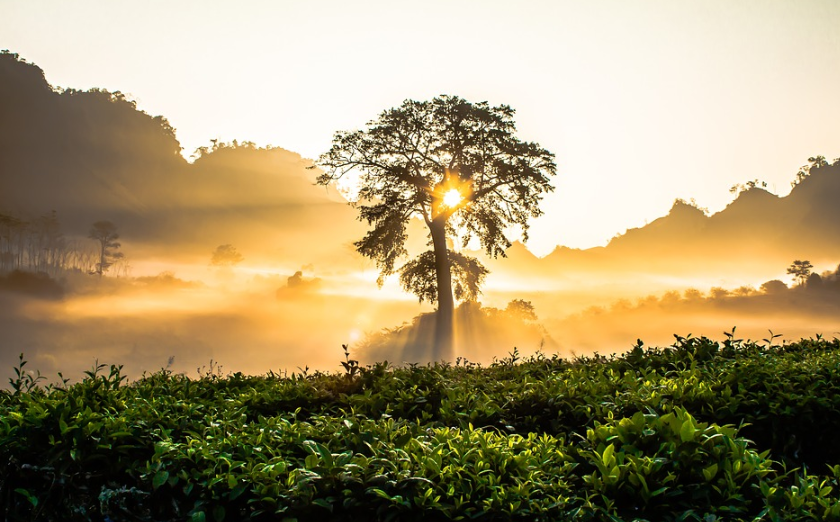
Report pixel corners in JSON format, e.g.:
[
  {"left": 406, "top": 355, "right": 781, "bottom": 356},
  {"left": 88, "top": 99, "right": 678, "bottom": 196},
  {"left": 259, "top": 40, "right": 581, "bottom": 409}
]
[
  {"left": 0, "top": 270, "right": 426, "bottom": 380},
  {"left": 2, "top": 52, "right": 840, "bottom": 384}
]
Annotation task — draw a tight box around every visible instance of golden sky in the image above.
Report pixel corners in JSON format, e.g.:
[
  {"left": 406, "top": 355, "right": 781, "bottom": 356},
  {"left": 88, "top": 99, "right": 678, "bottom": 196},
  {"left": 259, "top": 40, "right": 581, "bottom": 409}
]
[{"left": 2, "top": 0, "right": 839, "bottom": 254}]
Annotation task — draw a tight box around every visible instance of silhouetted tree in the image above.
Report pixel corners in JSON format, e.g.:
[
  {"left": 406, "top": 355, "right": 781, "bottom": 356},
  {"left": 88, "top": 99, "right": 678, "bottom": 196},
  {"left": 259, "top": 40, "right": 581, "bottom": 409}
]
[
  {"left": 88, "top": 221, "right": 122, "bottom": 277},
  {"left": 730, "top": 179, "right": 768, "bottom": 194},
  {"left": 805, "top": 272, "right": 823, "bottom": 289},
  {"left": 505, "top": 299, "right": 538, "bottom": 321},
  {"left": 791, "top": 156, "right": 830, "bottom": 187},
  {"left": 27, "top": 211, "right": 66, "bottom": 276},
  {"left": 0, "top": 211, "right": 25, "bottom": 272},
  {"left": 287, "top": 270, "right": 305, "bottom": 288},
  {"left": 398, "top": 250, "right": 488, "bottom": 304},
  {"left": 0, "top": 210, "right": 96, "bottom": 275},
  {"left": 760, "top": 279, "right": 788, "bottom": 295},
  {"left": 315, "top": 95, "right": 556, "bottom": 360},
  {"left": 210, "top": 244, "right": 244, "bottom": 267},
  {"left": 809, "top": 155, "right": 829, "bottom": 168},
  {"left": 787, "top": 260, "right": 813, "bottom": 286},
  {"left": 709, "top": 287, "right": 730, "bottom": 300}
]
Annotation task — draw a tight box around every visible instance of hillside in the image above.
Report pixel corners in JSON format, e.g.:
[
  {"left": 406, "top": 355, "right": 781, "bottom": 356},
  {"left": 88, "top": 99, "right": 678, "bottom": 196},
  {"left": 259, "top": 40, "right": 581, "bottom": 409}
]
[
  {"left": 4, "top": 50, "right": 839, "bottom": 282},
  {"left": 479, "top": 160, "right": 840, "bottom": 288},
  {"left": 0, "top": 51, "right": 362, "bottom": 267}
]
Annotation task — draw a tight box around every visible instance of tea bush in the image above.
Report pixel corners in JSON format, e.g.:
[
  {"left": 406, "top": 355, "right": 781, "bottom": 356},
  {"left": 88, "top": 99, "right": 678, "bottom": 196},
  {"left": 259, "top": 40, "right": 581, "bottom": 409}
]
[{"left": 2, "top": 335, "right": 840, "bottom": 520}]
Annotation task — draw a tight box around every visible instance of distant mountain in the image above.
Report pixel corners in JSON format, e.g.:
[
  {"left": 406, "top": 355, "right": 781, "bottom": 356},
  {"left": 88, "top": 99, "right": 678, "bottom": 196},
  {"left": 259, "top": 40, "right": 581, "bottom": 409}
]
[
  {"left": 614, "top": 161, "right": 840, "bottom": 266},
  {"left": 480, "top": 159, "right": 840, "bottom": 288},
  {"left": 0, "top": 52, "right": 185, "bottom": 220},
  {"left": 3, "top": 50, "right": 837, "bottom": 284},
  {"left": 0, "top": 51, "right": 361, "bottom": 266}
]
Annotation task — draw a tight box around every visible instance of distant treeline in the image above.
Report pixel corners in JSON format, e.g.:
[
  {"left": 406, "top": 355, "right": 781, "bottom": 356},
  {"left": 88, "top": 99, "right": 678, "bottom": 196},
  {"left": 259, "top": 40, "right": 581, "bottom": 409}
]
[
  {"left": 570, "top": 262, "right": 840, "bottom": 325},
  {"left": 0, "top": 209, "right": 124, "bottom": 277}
]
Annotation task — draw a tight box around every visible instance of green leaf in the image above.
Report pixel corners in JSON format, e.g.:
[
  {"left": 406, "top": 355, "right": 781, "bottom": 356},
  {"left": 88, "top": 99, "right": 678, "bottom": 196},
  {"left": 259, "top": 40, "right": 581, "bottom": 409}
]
[
  {"left": 316, "top": 444, "right": 334, "bottom": 468},
  {"left": 649, "top": 486, "right": 669, "bottom": 497},
  {"left": 632, "top": 411, "right": 646, "bottom": 430},
  {"left": 14, "top": 488, "right": 38, "bottom": 507},
  {"left": 213, "top": 505, "right": 226, "bottom": 522},
  {"left": 680, "top": 418, "right": 696, "bottom": 443},
  {"left": 394, "top": 433, "right": 412, "bottom": 448},
  {"left": 602, "top": 443, "right": 616, "bottom": 466},
  {"left": 229, "top": 483, "right": 248, "bottom": 501},
  {"left": 370, "top": 488, "right": 393, "bottom": 501},
  {"left": 191, "top": 512, "right": 206, "bottom": 522},
  {"left": 702, "top": 464, "right": 718, "bottom": 482},
  {"left": 637, "top": 473, "right": 650, "bottom": 495},
  {"left": 153, "top": 470, "right": 170, "bottom": 490},
  {"left": 304, "top": 454, "right": 319, "bottom": 470},
  {"left": 312, "top": 499, "right": 334, "bottom": 512}
]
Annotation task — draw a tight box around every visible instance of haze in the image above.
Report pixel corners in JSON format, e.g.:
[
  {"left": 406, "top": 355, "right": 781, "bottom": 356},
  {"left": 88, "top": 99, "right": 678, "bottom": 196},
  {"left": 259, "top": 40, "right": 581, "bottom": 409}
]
[
  {"left": 1, "top": 1, "right": 840, "bottom": 381},
  {"left": 4, "top": 0, "right": 840, "bottom": 252}
]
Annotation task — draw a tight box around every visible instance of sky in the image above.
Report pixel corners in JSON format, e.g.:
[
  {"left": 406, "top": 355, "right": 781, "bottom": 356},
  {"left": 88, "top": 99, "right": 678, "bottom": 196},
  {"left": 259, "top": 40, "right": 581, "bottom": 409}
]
[{"left": 2, "top": 0, "right": 840, "bottom": 255}]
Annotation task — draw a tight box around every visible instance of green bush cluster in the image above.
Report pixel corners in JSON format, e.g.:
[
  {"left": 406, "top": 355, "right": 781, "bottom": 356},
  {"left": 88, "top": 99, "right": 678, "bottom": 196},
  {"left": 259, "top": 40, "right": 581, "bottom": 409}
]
[{"left": 2, "top": 335, "right": 840, "bottom": 521}]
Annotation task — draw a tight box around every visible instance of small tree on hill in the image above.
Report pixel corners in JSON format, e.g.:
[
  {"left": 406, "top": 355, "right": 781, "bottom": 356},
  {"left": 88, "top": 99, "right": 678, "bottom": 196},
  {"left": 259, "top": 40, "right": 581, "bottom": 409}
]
[
  {"left": 505, "top": 299, "right": 538, "bottom": 321},
  {"left": 787, "top": 260, "right": 813, "bottom": 286},
  {"left": 88, "top": 221, "right": 122, "bottom": 277},
  {"left": 210, "top": 244, "right": 244, "bottom": 268}
]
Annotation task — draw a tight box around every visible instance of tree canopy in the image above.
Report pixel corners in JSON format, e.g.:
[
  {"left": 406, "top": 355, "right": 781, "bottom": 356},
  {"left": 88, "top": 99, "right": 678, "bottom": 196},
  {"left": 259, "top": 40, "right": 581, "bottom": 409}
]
[
  {"left": 787, "top": 260, "right": 813, "bottom": 286},
  {"left": 88, "top": 221, "right": 122, "bottom": 277},
  {"left": 315, "top": 95, "right": 556, "bottom": 360},
  {"left": 210, "top": 244, "right": 244, "bottom": 267}
]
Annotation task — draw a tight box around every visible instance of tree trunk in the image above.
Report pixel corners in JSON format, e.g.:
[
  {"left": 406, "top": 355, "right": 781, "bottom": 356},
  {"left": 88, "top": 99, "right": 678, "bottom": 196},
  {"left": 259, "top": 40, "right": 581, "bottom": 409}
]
[
  {"left": 97, "top": 241, "right": 106, "bottom": 277},
  {"left": 429, "top": 216, "right": 454, "bottom": 362}
]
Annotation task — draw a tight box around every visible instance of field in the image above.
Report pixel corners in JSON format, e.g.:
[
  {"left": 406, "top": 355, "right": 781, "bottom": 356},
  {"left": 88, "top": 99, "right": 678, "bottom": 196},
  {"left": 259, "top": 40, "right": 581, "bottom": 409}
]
[{"left": 3, "top": 334, "right": 840, "bottom": 521}]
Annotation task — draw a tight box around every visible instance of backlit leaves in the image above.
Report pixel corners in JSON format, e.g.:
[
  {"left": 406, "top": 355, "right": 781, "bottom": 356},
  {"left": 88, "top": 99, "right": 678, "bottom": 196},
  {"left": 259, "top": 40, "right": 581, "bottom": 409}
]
[
  {"left": 3, "top": 336, "right": 840, "bottom": 520},
  {"left": 398, "top": 250, "right": 489, "bottom": 304},
  {"left": 315, "top": 95, "right": 556, "bottom": 297}
]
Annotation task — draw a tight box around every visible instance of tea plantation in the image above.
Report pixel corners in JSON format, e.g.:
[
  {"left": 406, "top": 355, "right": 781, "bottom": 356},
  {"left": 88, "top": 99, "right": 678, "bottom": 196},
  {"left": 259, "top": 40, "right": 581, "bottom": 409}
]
[{"left": 2, "top": 334, "right": 840, "bottom": 521}]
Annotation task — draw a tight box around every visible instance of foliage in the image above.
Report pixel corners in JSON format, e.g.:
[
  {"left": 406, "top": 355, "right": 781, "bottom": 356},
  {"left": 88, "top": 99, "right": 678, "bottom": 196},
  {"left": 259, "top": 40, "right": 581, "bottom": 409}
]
[
  {"left": 0, "top": 210, "right": 95, "bottom": 277},
  {"left": 0, "top": 270, "right": 65, "bottom": 299},
  {"left": 88, "top": 220, "right": 123, "bottom": 277},
  {"left": 314, "top": 95, "right": 556, "bottom": 358},
  {"left": 210, "top": 244, "right": 244, "bottom": 268},
  {"left": 398, "top": 250, "right": 489, "bottom": 303},
  {"left": 791, "top": 155, "right": 833, "bottom": 187},
  {"left": 505, "top": 299, "right": 538, "bottom": 321},
  {"left": 729, "top": 179, "right": 769, "bottom": 195},
  {"left": 787, "top": 260, "right": 814, "bottom": 286},
  {"left": 3, "top": 335, "right": 840, "bottom": 520},
  {"left": 314, "top": 95, "right": 556, "bottom": 278}
]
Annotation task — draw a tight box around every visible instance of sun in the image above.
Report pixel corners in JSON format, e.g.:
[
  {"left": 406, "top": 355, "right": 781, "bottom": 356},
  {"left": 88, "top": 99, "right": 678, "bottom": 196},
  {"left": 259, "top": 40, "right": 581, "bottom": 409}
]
[{"left": 443, "top": 188, "right": 463, "bottom": 208}]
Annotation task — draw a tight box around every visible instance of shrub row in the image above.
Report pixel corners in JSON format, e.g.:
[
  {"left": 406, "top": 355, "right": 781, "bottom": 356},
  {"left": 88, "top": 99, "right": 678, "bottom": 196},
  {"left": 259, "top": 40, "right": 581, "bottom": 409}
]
[{"left": 2, "top": 335, "right": 840, "bottom": 520}]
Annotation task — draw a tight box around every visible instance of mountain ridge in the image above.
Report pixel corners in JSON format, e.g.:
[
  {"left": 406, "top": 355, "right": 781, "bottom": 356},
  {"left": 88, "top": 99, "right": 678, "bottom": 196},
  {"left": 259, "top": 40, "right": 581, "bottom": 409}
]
[{"left": 2, "top": 51, "right": 838, "bottom": 281}]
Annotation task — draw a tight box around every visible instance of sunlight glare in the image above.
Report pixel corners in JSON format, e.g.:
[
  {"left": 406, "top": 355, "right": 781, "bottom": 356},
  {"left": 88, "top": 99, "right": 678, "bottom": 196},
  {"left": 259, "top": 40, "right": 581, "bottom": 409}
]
[{"left": 443, "top": 189, "right": 462, "bottom": 208}]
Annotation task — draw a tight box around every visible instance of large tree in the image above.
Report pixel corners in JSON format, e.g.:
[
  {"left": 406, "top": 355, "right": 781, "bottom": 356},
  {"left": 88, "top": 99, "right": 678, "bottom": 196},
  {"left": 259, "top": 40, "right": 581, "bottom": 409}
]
[{"left": 315, "top": 95, "right": 556, "bottom": 361}]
